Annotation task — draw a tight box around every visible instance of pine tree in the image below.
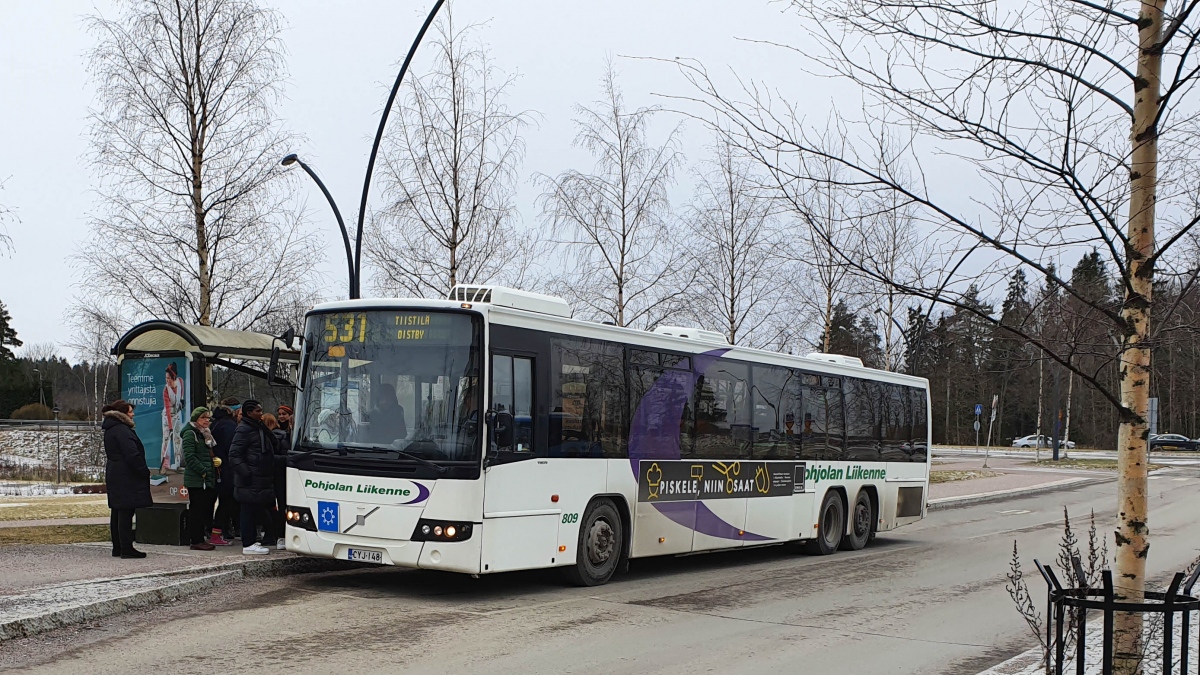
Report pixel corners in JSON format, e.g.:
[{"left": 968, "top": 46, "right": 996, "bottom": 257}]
[{"left": 0, "top": 299, "right": 21, "bottom": 361}]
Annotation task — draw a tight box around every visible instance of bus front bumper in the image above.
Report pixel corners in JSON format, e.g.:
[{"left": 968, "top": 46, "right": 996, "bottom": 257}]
[{"left": 285, "top": 525, "right": 482, "bottom": 574}]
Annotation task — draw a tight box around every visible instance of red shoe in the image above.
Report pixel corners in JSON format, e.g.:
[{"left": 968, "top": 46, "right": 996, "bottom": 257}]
[
  {"left": 191, "top": 542, "right": 216, "bottom": 551},
  {"left": 209, "top": 532, "right": 233, "bottom": 546}
]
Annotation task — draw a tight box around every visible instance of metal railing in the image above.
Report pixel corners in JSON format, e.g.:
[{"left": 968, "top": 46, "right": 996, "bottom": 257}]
[
  {"left": 0, "top": 419, "right": 100, "bottom": 430},
  {"left": 1036, "top": 557, "right": 1200, "bottom": 675}
]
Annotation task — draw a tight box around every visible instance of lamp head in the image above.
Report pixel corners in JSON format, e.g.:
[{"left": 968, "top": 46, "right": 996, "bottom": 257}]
[{"left": 281, "top": 153, "right": 299, "bottom": 167}]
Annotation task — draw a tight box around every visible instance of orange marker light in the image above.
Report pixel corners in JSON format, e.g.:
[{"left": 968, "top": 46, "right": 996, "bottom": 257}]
[
  {"left": 558, "top": 545, "right": 567, "bottom": 552},
  {"left": 738, "top": 530, "right": 745, "bottom": 536},
  {"left": 658, "top": 537, "right": 666, "bottom": 543},
  {"left": 551, "top": 495, "right": 559, "bottom": 503}
]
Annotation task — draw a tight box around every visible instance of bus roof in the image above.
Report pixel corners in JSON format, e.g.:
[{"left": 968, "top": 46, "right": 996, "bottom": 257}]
[{"left": 307, "top": 290, "right": 930, "bottom": 390}]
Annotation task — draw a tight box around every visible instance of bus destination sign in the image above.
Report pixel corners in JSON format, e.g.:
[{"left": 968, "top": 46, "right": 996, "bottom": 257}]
[
  {"left": 319, "top": 312, "right": 458, "bottom": 345},
  {"left": 637, "top": 460, "right": 803, "bottom": 502}
]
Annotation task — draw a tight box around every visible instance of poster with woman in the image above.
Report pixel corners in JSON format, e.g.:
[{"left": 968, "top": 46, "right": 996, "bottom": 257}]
[{"left": 120, "top": 354, "right": 191, "bottom": 503}]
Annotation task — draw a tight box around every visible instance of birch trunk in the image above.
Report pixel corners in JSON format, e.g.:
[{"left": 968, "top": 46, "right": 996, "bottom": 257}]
[
  {"left": 1035, "top": 357, "right": 1044, "bottom": 461},
  {"left": 1113, "top": 1, "right": 1163, "bottom": 671}
]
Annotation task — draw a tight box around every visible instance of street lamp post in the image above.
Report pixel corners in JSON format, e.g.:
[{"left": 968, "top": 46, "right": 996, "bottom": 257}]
[
  {"left": 33, "top": 367, "right": 45, "bottom": 407},
  {"left": 52, "top": 405, "right": 61, "bottom": 486},
  {"left": 280, "top": 154, "right": 356, "bottom": 297},
  {"left": 282, "top": 0, "right": 446, "bottom": 300}
]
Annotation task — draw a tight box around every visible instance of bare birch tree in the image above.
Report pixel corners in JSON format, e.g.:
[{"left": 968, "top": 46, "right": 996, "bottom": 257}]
[
  {"left": 671, "top": 0, "right": 1200, "bottom": 666},
  {"left": 0, "top": 178, "right": 13, "bottom": 254},
  {"left": 368, "top": 5, "right": 535, "bottom": 299},
  {"left": 683, "top": 137, "right": 784, "bottom": 346},
  {"left": 77, "top": 0, "right": 320, "bottom": 333},
  {"left": 538, "top": 63, "right": 687, "bottom": 329}
]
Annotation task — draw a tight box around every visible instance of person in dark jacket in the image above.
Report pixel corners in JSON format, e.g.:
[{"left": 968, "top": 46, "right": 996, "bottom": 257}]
[
  {"left": 229, "top": 400, "right": 279, "bottom": 554},
  {"left": 102, "top": 399, "right": 152, "bottom": 559},
  {"left": 209, "top": 398, "right": 240, "bottom": 544},
  {"left": 263, "top": 413, "right": 290, "bottom": 550},
  {"left": 181, "top": 407, "right": 218, "bottom": 550}
]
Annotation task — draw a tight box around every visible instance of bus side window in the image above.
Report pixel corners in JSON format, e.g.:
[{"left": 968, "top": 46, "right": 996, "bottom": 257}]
[{"left": 491, "top": 354, "right": 535, "bottom": 454}]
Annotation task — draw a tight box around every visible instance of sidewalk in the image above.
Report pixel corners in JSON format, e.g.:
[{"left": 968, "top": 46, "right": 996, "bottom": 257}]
[{"left": 0, "top": 540, "right": 356, "bottom": 641}]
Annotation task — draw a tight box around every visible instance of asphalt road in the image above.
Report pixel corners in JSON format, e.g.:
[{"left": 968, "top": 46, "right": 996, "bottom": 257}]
[{"left": 5, "top": 470, "right": 1200, "bottom": 675}]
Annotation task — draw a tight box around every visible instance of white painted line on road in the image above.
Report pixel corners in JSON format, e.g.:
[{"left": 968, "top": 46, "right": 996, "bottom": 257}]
[
  {"left": 1150, "top": 476, "right": 1162, "bottom": 480},
  {"left": 1172, "top": 477, "right": 1190, "bottom": 481},
  {"left": 968, "top": 520, "right": 1063, "bottom": 540},
  {"left": 998, "top": 509, "right": 1030, "bottom": 515}
]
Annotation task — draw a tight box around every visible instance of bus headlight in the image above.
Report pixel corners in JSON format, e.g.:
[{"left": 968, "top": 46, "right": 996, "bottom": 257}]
[
  {"left": 411, "top": 519, "right": 473, "bottom": 542},
  {"left": 285, "top": 506, "right": 317, "bottom": 532}
]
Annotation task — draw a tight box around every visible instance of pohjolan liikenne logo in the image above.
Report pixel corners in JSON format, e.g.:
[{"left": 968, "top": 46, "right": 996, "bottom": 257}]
[{"left": 303, "top": 478, "right": 412, "bottom": 497}]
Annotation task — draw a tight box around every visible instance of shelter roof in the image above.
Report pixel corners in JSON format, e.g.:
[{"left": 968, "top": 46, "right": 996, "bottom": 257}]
[{"left": 113, "top": 321, "right": 299, "bottom": 362}]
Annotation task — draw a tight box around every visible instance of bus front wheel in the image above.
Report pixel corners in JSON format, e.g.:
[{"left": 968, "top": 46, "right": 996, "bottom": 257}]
[
  {"left": 804, "top": 491, "right": 844, "bottom": 556},
  {"left": 563, "top": 498, "right": 623, "bottom": 586}
]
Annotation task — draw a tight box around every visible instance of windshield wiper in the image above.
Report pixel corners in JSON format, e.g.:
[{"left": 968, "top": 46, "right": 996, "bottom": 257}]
[
  {"left": 335, "top": 443, "right": 448, "bottom": 474},
  {"left": 289, "top": 443, "right": 345, "bottom": 460}
]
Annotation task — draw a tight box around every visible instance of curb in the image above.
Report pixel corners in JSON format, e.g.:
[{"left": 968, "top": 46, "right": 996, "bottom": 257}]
[
  {"left": 927, "top": 476, "right": 1113, "bottom": 511},
  {"left": 0, "top": 555, "right": 358, "bottom": 642}
]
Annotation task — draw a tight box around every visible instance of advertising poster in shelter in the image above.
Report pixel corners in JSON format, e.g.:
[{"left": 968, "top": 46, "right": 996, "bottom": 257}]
[{"left": 121, "top": 354, "right": 191, "bottom": 503}]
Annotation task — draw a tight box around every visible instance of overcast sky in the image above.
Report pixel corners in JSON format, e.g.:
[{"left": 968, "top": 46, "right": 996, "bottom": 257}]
[{"left": 1, "top": 0, "right": 843, "bottom": 356}]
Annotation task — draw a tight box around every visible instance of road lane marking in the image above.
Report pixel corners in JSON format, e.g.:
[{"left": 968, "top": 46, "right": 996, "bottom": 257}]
[{"left": 998, "top": 509, "right": 1031, "bottom": 515}]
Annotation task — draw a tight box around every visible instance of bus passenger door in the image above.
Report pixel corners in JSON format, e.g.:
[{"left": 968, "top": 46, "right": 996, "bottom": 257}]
[{"left": 482, "top": 352, "right": 558, "bottom": 572}]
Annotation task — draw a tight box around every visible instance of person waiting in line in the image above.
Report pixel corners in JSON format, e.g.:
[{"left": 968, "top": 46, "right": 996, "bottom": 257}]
[
  {"left": 277, "top": 405, "right": 293, "bottom": 434},
  {"left": 181, "top": 407, "right": 219, "bottom": 551},
  {"left": 263, "top": 413, "right": 289, "bottom": 550},
  {"left": 368, "top": 382, "right": 407, "bottom": 444},
  {"left": 209, "top": 397, "right": 240, "bottom": 545},
  {"left": 102, "top": 399, "right": 151, "bottom": 559},
  {"left": 229, "top": 400, "right": 280, "bottom": 555}
]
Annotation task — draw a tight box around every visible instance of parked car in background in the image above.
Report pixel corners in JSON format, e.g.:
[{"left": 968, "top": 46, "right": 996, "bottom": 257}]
[
  {"left": 1012, "top": 434, "right": 1076, "bottom": 449},
  {"left": 1148, "top": 434, "right": 1200, "bottom": 451}
]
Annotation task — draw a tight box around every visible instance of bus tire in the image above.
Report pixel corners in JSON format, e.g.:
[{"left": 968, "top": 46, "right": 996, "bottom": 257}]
[
  {"left": 563, "top": 498, "right": 623, "bottom": 587},
  {"left": 842, "top": 490, "right": 872, "bottom": 551},
  {"left": 804, "top": 491, "right": 844, "bottom": 556}
]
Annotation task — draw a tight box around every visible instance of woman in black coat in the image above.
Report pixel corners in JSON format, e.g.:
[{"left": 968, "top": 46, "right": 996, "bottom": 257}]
[
  {"left": 228, "top": 400, "right": 279, "bottom": 553},
  {"left": 102, "top": 399, "right": 152, "bottom": 558}
]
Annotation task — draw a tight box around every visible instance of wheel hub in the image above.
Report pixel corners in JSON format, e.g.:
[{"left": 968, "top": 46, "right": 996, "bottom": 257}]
[
  {"left": 855, "top": 503, "right": 871, "bottom": 536},
  {"left": 587, "top": 519, "right": 615, "bottom": 565}
]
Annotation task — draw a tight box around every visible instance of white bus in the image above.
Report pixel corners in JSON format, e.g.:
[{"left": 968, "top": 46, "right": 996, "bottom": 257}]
[{"left": 284, "top": 286, "right": 930, "bottom": 585}]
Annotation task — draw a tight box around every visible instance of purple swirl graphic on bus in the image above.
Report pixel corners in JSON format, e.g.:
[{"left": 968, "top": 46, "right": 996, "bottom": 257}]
[
  {"left": 628, "top": 348, "right": 771, "bottom": 542},
  {"left": 400, "top": 481, "right": 432, "bottom": 505}
]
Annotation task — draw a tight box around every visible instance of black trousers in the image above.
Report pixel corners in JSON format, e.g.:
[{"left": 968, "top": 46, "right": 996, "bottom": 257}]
[
  {"left": 187, "top": 487, "right": 217, "bottom": 545},
  {"left": 109, "top": 508, "right": 135, "bottom": 553},
  {"left": 240, "top": 502, "right": 274, "bottom": 548}
]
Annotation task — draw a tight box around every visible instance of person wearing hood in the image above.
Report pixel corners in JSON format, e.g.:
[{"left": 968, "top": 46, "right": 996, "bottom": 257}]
[
  {"left": 181, "top": 407, "right": 219, "bottom": 550},
  {"left": 229, "top": 400, "right": 280, "bottom": 555},
  {"left": 263, "top": 412, "right": 290, "bottom": 550},
  {"left": 209, "top": 398, "right": 240, "bottom": 545},
  {"left": 102, "top": 399, "right": 152, "bottom": 559}
]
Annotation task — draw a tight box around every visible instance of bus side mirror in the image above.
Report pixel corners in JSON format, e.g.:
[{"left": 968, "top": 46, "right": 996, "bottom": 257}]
[
  {"left": 490, "top": 411, "right": 514, "bottom": 449},
  {"left": 268, "top": 346, "right": 281, "bottom": 383}
]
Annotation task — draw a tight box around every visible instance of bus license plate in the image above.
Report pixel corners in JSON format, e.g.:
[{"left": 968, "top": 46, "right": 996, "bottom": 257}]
[{"left": 348, "top": 548, "right": 383, "bottom": 564}]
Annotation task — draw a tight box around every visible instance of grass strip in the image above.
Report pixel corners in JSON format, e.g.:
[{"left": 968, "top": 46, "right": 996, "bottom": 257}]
[
  {"left": 1030, "top": 458, "right": 1164, "bottom": 471},
  {"left": 0, "top": 524, "right": 110, "bottom": 546},
  {"left": 930, "top": 469, "right": 1002, "bottom": 484}
]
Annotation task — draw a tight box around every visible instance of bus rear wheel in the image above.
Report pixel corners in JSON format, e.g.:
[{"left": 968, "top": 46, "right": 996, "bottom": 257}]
[
  {"left": 841, "top": 490, "right": 873, "bottom": 551},
  {"left": 804, "top": 491, "right": 844, "bottom": 556},
  {"left": 563, "top": 498, "right": 623, "bottom": 587}
]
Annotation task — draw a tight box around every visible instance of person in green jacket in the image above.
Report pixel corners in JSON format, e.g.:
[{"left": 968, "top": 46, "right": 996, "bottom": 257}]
[{"left": 182, "top": 407, "right": 219, "bottom": 551}]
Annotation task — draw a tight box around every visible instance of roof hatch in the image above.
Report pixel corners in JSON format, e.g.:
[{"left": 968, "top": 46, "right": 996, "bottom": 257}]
[{"left": 448, "top": 285, "right": 572, "bottom": 318}]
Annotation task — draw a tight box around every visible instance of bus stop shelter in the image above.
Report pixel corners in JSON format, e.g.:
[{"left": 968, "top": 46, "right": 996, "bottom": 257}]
[{"left": 111, "top": 320, "right": 300, "bottom": 542}]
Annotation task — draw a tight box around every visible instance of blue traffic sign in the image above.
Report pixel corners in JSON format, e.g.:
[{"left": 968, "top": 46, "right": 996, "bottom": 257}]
[{"left": 975, "top": 404, "right": 983, "bottom": 416}]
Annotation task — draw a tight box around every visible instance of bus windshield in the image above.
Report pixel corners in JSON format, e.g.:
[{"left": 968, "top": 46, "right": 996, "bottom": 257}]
[{"left": 296, "top": 309, "right": 482, "bottom": 463}]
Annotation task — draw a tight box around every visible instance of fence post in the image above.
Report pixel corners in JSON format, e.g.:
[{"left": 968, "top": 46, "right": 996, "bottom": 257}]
[
  {"left": 1162, "top": 572, "right": 1184, "bottom": 675},
  {"left": 1102, "top": 570, "right": 1114, "bottom": 675}
]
